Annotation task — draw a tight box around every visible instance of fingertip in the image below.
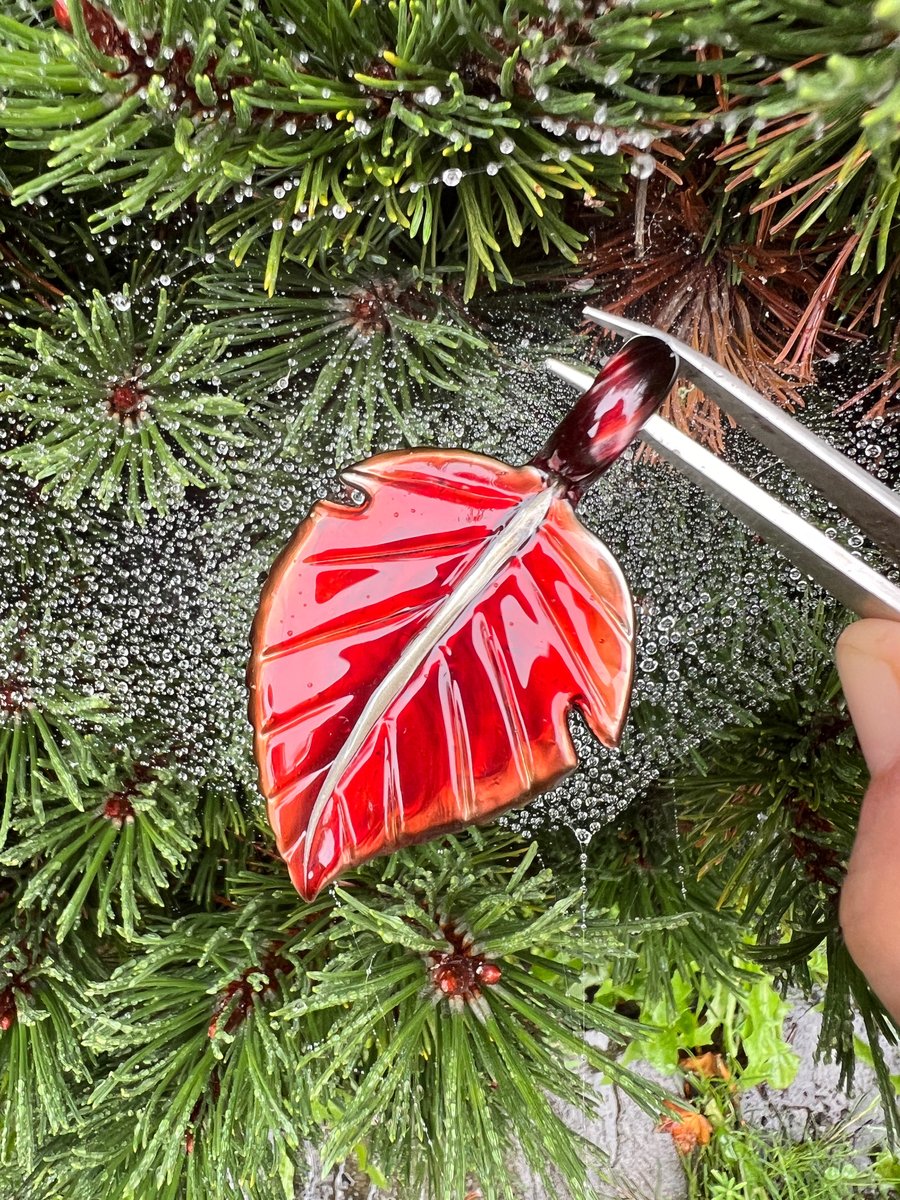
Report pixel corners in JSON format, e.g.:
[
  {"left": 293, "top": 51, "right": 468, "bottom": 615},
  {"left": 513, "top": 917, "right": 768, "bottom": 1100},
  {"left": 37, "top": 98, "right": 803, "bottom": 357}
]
[
  {"left": 836, "top": 618, "right": 900, "bottom": 779},
  {"left": 836, "top": 617, "right": 900, "bottom": 665}
]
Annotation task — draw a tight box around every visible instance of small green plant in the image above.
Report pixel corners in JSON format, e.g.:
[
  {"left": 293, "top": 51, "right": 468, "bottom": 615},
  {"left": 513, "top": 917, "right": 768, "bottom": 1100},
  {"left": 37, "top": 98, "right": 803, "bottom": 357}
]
[
  {"left": 617, "top": 967, "right": 800, "bottom": 1093},
  {"left": 0, "top": 619, "right": 118, "bottom": 846},
  {"left": 686, "top": 1119, "right": 899, "bottom": 1200}
]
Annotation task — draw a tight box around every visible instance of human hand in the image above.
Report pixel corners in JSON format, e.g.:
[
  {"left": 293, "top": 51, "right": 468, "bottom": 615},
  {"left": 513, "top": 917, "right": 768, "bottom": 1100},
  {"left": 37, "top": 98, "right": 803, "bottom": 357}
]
[{"left": 836, "top": 618, "right": 900, "bottom": 1022}]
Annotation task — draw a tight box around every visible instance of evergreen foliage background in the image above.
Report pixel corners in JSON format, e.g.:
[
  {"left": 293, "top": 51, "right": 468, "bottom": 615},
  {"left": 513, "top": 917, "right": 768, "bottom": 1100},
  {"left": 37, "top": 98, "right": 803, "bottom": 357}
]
[{"left": 0, "top": 1, "right": 899, "bottom": 1197}]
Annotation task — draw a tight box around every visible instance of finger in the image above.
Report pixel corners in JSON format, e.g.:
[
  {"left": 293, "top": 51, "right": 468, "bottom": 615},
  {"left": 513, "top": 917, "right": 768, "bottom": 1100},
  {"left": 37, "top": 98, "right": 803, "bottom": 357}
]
[
  {"left": 835, "top": 618, "right": 900, "bottom": 779},
  {"left": 839, "top": 770, "right": 900, "bottom": 1019},
  {"left": 836, "top": 618, "right": 900, "bottom": 1019}
]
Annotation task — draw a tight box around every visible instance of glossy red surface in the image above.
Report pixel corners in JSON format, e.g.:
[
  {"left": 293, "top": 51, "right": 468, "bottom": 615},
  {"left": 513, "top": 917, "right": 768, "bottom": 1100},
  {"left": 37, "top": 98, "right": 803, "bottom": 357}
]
[
  {"left": 249, "top": 336, "right": 675, "bottom": 900},
  {"left": 250, "top": 452, "right": 634, "bottom": 899},
  {"left": 532, "top": 335, "right": 678, "bottom": 501}
]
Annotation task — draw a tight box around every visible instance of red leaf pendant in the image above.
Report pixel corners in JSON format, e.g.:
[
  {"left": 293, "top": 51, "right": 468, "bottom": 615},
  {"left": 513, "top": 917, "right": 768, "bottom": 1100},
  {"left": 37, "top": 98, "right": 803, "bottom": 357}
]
[{"left": 249, "top": 336, "right": 677, "bottom": 899}]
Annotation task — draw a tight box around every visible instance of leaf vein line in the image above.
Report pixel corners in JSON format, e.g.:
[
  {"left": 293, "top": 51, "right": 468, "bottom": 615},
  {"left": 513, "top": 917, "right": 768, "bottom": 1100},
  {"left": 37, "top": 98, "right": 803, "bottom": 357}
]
[{"left": 301, "top": 484, "right": 560, "bottom": 887}]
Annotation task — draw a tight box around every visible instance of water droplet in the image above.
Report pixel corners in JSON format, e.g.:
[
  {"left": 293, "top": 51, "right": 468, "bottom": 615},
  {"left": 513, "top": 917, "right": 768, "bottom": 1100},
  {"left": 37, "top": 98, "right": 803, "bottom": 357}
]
[{"left": 630, "top": 154, "right": 656, "bottom": 179}]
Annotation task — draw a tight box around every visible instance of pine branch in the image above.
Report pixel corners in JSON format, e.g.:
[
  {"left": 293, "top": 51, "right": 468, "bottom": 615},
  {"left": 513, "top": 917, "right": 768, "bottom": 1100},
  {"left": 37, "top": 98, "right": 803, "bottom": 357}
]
[
  {"left": 819, "top": 930, "right": 900, "bottom": 1141},
  {"left": 715, "top": 2, "right": 900, "bottom": 288},
  {"left": 573, "top": 172, "right": 864, "bottom": 446},
  {"left": 74, "top": 909, "right": 331, "bottom": 1200},
  {"left": 675, "top": 657, "right": 861, "bottom": 948},
  {"left": 0, "top": 902, "right": 103, "bottom": 1174},
  {"left": 666, "top": 603, "right": 900, "bottom": 1135},
  {"left": 0, "top": 826, "right": 675, "bottom": 1200},
  {"left": 197, "top": 254, "right": 500, "bottom": 456},
  {"left": 0, "top": 282, "right": 257, "bottom": 520},
  {"left": 0, "top": 620, "right": 118, "bottom": 848},
  {"left": 275, "top": 832, "right": 688, "bottom": 1200},
  {"left": 2, "top": 752, "right": 200, "bottom": 941},
  {"left": 188, "top": 779, "right": 257, "bottom": 910},
  {"left": 582, "top": 799, "right": 751, "bottom": 1006},
  {"left": 0, "top": 0, "right": 735, "bottom": 299}
]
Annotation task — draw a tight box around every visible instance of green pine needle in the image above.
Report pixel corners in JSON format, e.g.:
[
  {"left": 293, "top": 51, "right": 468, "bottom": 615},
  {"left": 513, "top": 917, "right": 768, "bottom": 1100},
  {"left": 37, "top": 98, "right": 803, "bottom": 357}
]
[
  {"left": 0, "top": 671, "right": 116, "bottom": 845},
  {"left": 78, "top": 910, "right": 333, "bottom": 1200},
  {"left": 0, "top": 912, "right": 102, "bottom": 1174},
  {"left": 716, "top": 2, "right": 900, "bottom": 278},
  {"left": 675, "top": 659, "right": 862, "bottom": 946},
  {"left": 189, "top": 780, "right": 257, "bottom": 910},
  {"left": 198, "top": 257, "right": 500, "bottom": 456},
  {"left": 2, "top": 755, "right": 200, "bottom": 941},
  {"left": 275, "top": 832, "right": 687, "bottom": 1200},
  {"left": 584, "top": 802, "right": 750, "bottom": 1004},
  {"left": 0, "top": 283, "right": 255, "bottom": 521},
  {"left": 0, "top": 0, "right": 711, "bottom": 298}
]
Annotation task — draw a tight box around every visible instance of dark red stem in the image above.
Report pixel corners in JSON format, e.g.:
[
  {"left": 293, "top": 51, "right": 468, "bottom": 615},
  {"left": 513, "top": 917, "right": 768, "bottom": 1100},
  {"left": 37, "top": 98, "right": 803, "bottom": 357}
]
[{"left": 531, "top": 335, "right": 679, "bottom": 504}]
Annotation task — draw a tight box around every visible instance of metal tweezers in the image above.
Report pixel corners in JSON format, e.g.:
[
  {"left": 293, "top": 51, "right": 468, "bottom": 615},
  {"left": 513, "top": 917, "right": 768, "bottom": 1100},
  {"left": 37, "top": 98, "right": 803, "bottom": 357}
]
[{"left": 545, "top": 307, "right": 900, "bottom": 622}]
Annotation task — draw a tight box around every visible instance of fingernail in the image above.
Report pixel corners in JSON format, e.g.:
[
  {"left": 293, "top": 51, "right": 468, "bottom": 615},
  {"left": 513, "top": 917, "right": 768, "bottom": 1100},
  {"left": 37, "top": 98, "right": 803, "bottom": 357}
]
[{"left": 836, "top": 618, "right": 900, "bottom": 778}]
